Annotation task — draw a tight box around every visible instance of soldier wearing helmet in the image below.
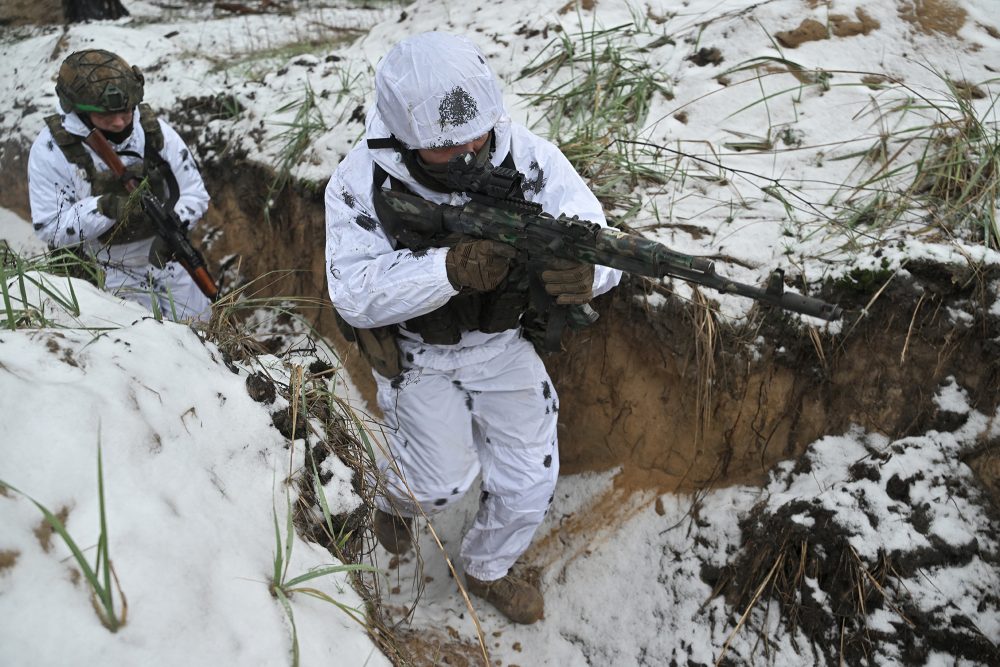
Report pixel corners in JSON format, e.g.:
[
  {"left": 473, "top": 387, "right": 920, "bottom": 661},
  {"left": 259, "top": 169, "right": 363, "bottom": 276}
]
[
  {"left": 27, "top": 49, "right": 212, "bottom": 321},
  {"left": 324, "top": 32, "right": 621, "bottom": 624}
]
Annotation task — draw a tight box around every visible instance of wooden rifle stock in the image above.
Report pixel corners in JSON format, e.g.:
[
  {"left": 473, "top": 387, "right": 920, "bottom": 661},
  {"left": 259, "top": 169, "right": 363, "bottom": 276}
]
[{"left": 84, "top": 129, "right": 219, "bottom": 301}]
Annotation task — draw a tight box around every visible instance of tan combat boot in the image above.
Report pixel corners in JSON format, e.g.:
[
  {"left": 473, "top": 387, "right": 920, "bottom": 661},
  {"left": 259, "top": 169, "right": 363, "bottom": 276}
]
[
  {"left": 465, "top": 570, "right": 544, "bottom": 624},
  {"left": 373, "top": 509, "right": 413, "bottom": 554}
]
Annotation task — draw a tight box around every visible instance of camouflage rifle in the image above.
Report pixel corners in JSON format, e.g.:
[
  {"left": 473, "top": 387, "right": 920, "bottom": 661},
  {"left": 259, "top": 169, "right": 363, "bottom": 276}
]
[
  {"left": 84, "top": 128, "right": 219, "bottom": 302},
  {"left": 379, "top": 154, "right": 841, "bottom": 349}
]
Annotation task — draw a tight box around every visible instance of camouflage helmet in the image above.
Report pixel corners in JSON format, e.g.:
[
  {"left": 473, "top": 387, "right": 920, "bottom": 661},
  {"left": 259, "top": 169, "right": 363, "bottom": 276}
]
[{"left": 55, "top": 49, "right": 145, "bottom": 114}]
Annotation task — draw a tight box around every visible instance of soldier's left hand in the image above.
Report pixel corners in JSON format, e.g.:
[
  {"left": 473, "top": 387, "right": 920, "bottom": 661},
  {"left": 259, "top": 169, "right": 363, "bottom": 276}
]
[
  {"left": 541, "top": 259, "right": 594, "bottom": 305},
  {"left": 147, "top": 236, "right": 175, "bottom": 269}
]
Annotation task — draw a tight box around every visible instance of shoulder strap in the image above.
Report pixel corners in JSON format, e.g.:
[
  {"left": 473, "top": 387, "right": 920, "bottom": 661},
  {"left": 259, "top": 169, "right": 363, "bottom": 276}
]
[
  {"left": 371, "top": 162, "right": 421, "bottom": 247},
  {"left": 136, "top": 104, "right": 180, "bottom": 208},
  {"left": 138, "top": 103, "right": 164, "bottom": 154},
  {"left": 44, "top": 113, "right": 96, "bottom": 181}
]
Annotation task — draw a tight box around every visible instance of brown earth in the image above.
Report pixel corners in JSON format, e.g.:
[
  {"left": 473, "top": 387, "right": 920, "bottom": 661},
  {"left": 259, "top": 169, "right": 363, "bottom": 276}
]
[
  {"left": 0, "top": 0, "right": 62, "bottom": 26},
  {"left": 776, "top": 8, "right": 880, "bottom": 48},
  {"left": 899, "top": 0, "right": 967, "bottom": 36},
  {"left": 191, "top": 163, "right": 1000, "bottom": 517},
  {"left": 5, "top": 116, "right": 1000, "bottom": 667},
  {"left": 0, "top": 550, "right": 19, "bottom": 571},
  {"left": 3, "top": 136, "right": 997, "bottom": 500}
]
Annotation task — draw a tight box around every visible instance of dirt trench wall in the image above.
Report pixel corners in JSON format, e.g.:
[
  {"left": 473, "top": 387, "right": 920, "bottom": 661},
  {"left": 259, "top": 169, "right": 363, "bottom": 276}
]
[
  {"left": 550, "top": 274, "right": 1000, "bottom": 490},
  {"left": 4, "top": 140, "right": 998, "bottom": 494},
  {"left": 199, "top": 165, "right": 999, "bottom": 493}
]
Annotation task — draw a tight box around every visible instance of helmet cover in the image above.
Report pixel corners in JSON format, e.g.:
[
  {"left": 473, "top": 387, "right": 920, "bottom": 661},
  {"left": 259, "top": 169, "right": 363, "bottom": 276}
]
[
  {"left": 375, "top": 32, "right": 504, "bottom": 149},
  {"left": 56, "top": 49, "right": 145, "bottom": 114}
]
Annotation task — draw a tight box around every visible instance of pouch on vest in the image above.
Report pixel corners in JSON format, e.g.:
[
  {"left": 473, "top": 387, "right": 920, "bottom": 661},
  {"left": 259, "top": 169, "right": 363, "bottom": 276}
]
[
  {"left": 334, "top": 310, "right": 402, "bottom": 379},
  {"left": 355, "top": 325, "right": 402, "bottom": 379}
]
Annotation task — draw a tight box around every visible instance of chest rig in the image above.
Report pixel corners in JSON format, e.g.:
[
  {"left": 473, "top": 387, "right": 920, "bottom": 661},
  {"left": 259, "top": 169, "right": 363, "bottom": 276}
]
[
  {"left": 370, "top": 153, "right": 531, "bottom": 346},
  {"left": 45, "top": 104, "right": 179, "bottom": 244}
]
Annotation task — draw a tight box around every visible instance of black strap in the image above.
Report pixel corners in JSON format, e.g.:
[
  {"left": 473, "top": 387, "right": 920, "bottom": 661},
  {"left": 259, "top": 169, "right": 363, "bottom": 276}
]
[{"left": 367, "top": 136, "right": 405, "bottom": 151}]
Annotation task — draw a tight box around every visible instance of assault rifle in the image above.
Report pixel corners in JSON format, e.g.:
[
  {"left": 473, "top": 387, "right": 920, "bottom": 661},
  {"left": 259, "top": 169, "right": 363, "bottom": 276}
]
[
  {"left": 379, "top": 153, "right": 841, "bottom": 349},
  {"left": 84, "top": 129, "right": 219, "bottom": 301}
]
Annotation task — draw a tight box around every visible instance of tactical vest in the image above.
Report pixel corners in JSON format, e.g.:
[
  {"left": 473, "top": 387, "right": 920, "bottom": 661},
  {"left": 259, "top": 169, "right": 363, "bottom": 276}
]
[
  {"left": 44, "top": 103, "right": 179, "bottom": 244},
  {"left": 370, "top": 155, "right": 530, "bottom": 346}
]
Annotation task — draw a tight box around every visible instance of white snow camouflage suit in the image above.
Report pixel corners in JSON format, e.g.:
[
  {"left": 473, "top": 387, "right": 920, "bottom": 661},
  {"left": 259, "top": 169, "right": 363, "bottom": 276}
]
[
  {"left": 324, "top": 32, "right": 622, "bottom": 581},
  {"left": 27, "top": 108, "right": 211, "bottom": 321}
]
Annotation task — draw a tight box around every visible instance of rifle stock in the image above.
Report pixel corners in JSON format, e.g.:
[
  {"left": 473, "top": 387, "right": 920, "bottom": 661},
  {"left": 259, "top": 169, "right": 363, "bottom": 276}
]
[{"left": 83, "top": 129, "right": 219, "bottom": 302}]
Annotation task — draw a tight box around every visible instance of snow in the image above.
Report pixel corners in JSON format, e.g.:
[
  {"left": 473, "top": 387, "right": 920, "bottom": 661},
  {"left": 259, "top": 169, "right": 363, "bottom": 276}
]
[
  {"left": 0, "top": 206, "right": 46, "bottom": 256},
  {"left": 0, "top": 260, "right": 389, "bottom": 666},
  {"left": 3, "top": 0, "right": 1000, "bottom": 665}
]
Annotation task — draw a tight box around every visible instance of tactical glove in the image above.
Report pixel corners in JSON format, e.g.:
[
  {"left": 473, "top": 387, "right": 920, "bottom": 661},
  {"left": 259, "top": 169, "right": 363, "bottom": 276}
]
[
  {"left": 445, "top": 238, "right": 517, "bottom": 292},
  {"left": 541, "top": 258, "right": 595, "bottom": 305},
  {"left": 96, "top": 193, "right": 135, "bottom": 222},
  {"left": 147, "top": 235, "right": 175, "bottom": 269}
]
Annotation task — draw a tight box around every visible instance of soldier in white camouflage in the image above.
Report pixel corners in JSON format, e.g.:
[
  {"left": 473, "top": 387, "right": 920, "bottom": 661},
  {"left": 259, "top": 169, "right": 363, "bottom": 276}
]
[
  {"left": 324, "top": 32, "right": 621, "bottom": 624},
  {"left": 28, "top": 49, "right": 211, "bottom": 321}
]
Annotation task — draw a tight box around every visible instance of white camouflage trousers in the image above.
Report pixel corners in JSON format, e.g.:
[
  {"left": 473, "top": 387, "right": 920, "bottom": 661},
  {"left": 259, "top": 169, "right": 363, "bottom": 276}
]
[
  {"left": 373, "top": 335, "right": 559, "bottom": 582},
  {"left": 106, "top": 261, "right": 212, "bottom": 322}
]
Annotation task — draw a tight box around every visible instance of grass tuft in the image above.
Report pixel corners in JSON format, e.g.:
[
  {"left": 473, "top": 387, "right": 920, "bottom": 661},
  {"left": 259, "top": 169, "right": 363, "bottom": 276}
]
[
  {"left": 264, "top": 82, "right": 328, "bottom": 224},
  {"left": 1, "top": 435, "right": 127, "bottom": 632},
  {"left": 517, "top": 18, "right": 673, "bottom": 215}
]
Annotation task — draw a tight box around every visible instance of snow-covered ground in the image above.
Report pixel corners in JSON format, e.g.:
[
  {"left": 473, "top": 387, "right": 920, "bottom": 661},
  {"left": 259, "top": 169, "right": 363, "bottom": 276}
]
[
  {"left": 3, "top": 1, "right": 1000, "bottom": 665},
  {"left": 0, "top": 237, "right": 389, "bottom": 665}
]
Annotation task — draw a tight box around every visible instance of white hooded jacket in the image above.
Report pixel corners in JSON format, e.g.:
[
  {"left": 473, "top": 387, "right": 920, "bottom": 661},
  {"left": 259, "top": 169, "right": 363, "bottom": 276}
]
[
  {"left": 27, "top": 109, "right": 210, "bottom": 268},
  {"left": 325, "top": 33, "right": 621, "bottom": 370}
]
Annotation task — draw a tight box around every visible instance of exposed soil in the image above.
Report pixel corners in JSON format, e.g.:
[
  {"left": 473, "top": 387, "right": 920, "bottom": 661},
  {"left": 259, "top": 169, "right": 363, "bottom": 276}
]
[
  {"left": 0, "top": 0, "right": 62, "bottom": 26},
  {"left": 898, "top": 0, "right": 967, "bottom": 37},
  {"left": 3, "top": 127, "right": 998, "bottom": 501},
  {"left": 161, "top": 130, "right": 1000, "bottom": 503},
  {"left": 775, "top": 18, "right": 828, "bottom": 49},
  {"left": 4, "top": 111, "right": 1000, "bottom": 665},
  {"left": 775, "top": 9, "right": 880, "bottom": 49},
  {"left": 32, "top": 506, "right": 70, "bottom": 552},
  {"left": 709, "top": 428, "right": 1000, "bottom": 665},
  {"left": 0, "top": 550, "right": 19, "bottom": 571},
  {"left": 389, "top": 627, "right": 484, "bottom": 667},
  {"left": 830, "top": 9, "right": 880, "bottom": 38}
]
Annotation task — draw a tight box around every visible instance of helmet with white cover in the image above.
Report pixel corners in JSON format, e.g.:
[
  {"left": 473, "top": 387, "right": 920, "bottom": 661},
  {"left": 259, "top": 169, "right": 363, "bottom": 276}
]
[{"left": 374, "top": 32, "right": 504, "bottom": 149}]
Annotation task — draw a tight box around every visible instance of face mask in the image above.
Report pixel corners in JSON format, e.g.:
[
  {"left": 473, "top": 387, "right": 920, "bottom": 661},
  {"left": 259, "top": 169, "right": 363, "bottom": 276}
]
[
  {"left": 81, "top": 113, "right": 134, "bottom": 144},
  {"left": 102, "top": 124, "right": 134, "bottom": 144},
  {"left": 413, "top": 136, "right": 493, "bottom": 192}
]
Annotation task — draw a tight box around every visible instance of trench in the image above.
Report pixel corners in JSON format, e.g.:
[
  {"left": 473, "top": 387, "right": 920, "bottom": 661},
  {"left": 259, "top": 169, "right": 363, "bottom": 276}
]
[
  {"left": 3, "top": 135, "right": 999, "bottom": 501},
  {"left": 197, "top": 156, "right": 1000, "bottom": 500}
]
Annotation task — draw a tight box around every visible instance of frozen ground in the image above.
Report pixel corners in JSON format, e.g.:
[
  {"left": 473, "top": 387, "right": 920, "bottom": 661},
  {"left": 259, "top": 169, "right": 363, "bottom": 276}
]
[{"left": 2, "top": 0, "right": 999, "bottom": 665}]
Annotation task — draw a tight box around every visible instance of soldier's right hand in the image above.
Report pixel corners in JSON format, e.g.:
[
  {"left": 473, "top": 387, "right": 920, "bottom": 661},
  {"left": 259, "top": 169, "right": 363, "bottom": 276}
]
[{"left": 445, "top": 238, "right": 517, "bottom": 292}]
